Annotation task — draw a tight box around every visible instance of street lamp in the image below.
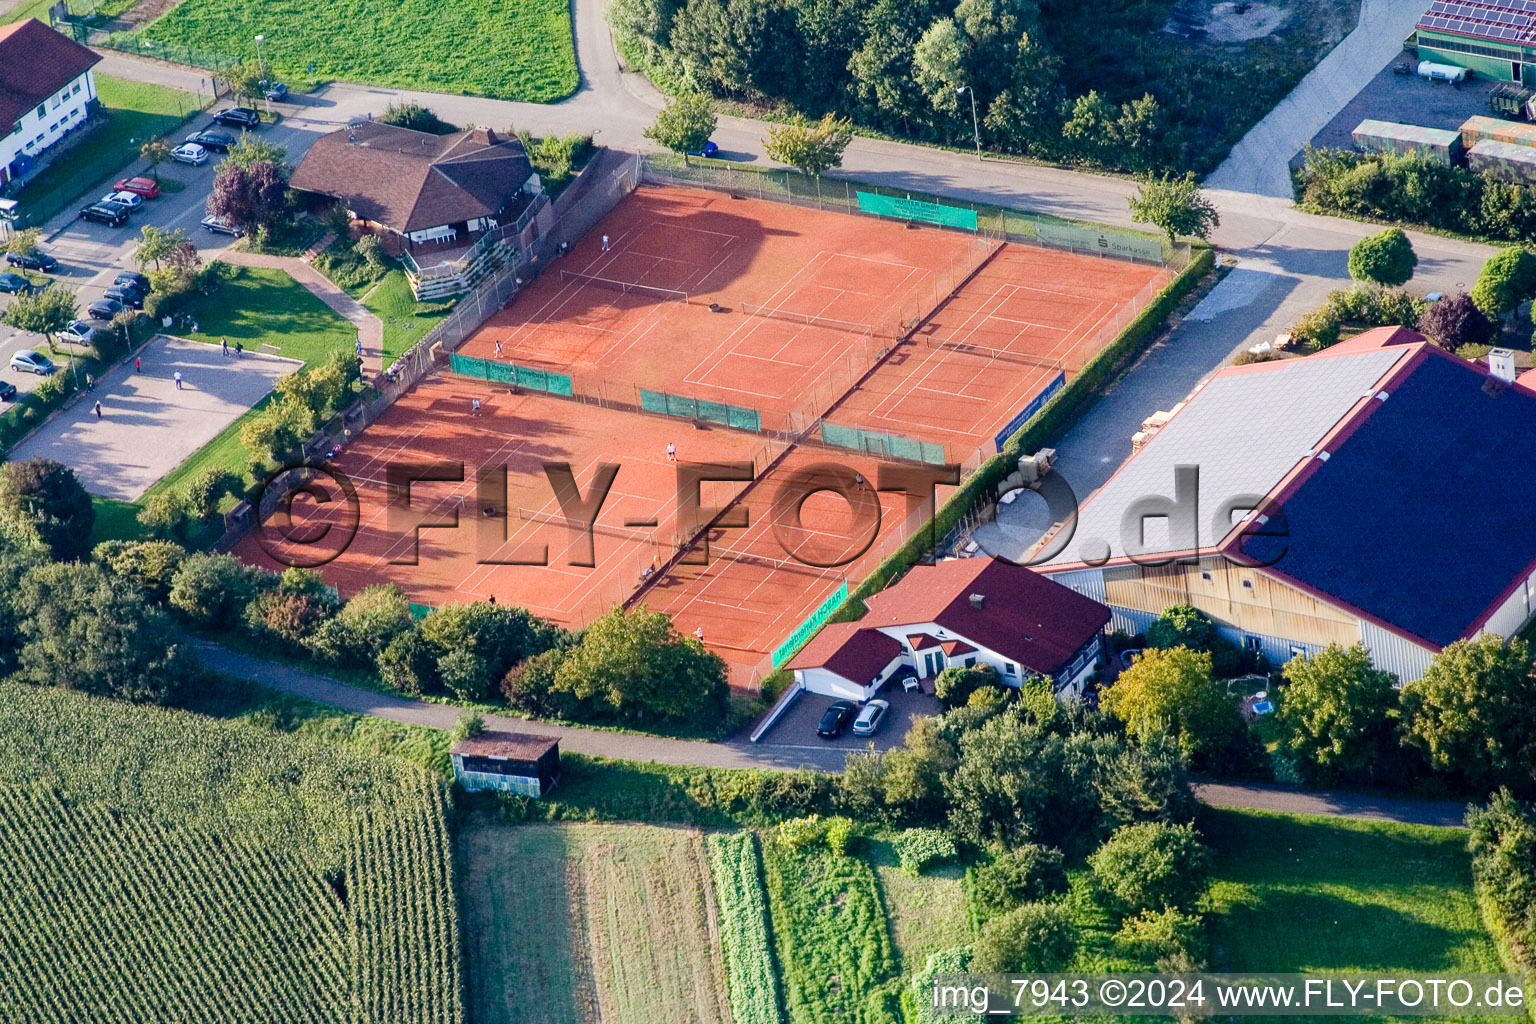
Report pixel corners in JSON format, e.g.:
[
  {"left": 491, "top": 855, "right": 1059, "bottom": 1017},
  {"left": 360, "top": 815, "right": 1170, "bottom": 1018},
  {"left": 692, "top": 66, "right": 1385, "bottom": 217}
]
[
  {"left": 254, "top": 34, "right": 268, "bottom": 83},
  {"left": 956, "top": 85, "right": 981, "bottom": 162}
]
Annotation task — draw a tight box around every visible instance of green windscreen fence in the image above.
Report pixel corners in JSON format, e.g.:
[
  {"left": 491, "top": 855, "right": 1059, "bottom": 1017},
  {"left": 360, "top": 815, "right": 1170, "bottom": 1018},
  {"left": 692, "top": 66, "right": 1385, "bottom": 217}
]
[
  {"left": 856, "top": 191, "right": 979, "bottom": 231},
  {"left": 409, "top": 603, "right": 433, "bottom": 620},
  {"left": 1033, "top": 221, "right": 1165, "bottom": 262},
  {"left": 772, "top": 580, "right": 849, "bottom": 668},
  {"left": 820, "top": 421, "right": 947, "bottom": 465},
  {"left": 639, "top": 388, "right": 762, "bottom": 431},
  {"left": 448, "top": 354, "right": 574, "bottom": 396}
]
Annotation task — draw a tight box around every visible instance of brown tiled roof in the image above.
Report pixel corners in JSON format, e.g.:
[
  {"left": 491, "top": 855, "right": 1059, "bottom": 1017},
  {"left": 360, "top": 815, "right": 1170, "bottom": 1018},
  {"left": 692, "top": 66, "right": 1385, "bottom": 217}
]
[
  {"left": 939, "top": 639, "right": 976, "bottom": 657},
  {"left": 864, "top": 559, "right": 1110, "bottom": 675},
  {"left": 904, "top": 633, "right": 941, "bottom": 650},
  {"left": 289, "top": 121, "right": 533, "bottom": 233},
  {"left": 0, "top": 20, "right": 100, "bottom": 135},
  {"left": 452, "top": 730, "right": 558, "bottom": 761},
  {"left": 787, "top": 621, "right": 904, "bottom": 684}
]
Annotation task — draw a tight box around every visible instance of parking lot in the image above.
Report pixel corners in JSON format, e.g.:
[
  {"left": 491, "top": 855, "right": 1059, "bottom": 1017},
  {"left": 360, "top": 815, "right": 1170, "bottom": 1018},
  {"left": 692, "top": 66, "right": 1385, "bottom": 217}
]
[
  {"left": 1306, "top": 47, "right": 1500, "bottom": 155},
  {"left": 753, "top": 684, "right": 938, "bottom": 753}
]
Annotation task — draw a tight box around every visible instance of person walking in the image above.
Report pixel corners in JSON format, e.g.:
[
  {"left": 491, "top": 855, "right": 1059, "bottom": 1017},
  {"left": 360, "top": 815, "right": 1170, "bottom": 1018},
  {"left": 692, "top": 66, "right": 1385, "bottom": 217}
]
[
  {"left": 355, "top": 338, "right": 363, "bottom": 358},
  {"left": 221, "top": 337, "right": 229, "bottom": 357},
  {"left": 234, "top": 342, "right": 243, "bottom": 359},
  {"left": 174, "top": 371, "right": 183, "bottom": 391},
  {"left": 494, "top": 339, "right": 503, "bottom": 356},
  {"left": 602, "top": 234, "right": 610, "bottom": 251},
  {"left": 666, "top": 441, "right": 676, "bottom": 463},
  {"left": 471, "top": 397, "right": 482, "bottom": 416},
  {"left": 85, "top": 373, "right": 94, "bottom": 392},
  {"left": 134, "top": 356, "right": 141, "bottom": 373},
  {"left": 93, "top": 401, "right": 102, "bottom": 419}
]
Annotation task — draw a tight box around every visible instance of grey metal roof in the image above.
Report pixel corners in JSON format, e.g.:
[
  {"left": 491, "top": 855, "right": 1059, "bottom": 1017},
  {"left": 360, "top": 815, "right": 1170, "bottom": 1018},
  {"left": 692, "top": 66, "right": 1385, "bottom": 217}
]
[{"left": 1037, "top": 347, "right": 1408, "bottom": 567}]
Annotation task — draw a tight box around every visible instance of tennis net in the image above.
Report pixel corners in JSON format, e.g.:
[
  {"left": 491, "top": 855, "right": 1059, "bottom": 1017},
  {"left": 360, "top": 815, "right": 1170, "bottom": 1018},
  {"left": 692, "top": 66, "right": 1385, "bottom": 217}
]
[
  {"left": 920, "top": 336, "right": 1065, "bottom": 371},
  {"left": 560, "top": 269, "right": 689, "bottom": 304},
  {"left": 740, "top": 302, "right": 888, "bottom": 338}
]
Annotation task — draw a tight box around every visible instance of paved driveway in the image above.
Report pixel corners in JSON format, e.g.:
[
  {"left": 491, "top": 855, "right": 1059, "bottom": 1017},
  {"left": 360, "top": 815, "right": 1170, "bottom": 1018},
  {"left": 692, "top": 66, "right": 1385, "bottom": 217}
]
[{"left": 752, "top": 685, "right": 940, "bottom": 754}]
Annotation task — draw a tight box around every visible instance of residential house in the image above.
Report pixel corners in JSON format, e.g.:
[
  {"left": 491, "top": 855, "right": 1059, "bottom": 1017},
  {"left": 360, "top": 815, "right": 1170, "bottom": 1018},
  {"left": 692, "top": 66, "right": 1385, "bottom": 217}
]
[
  {"left": 450, "top": 731, "right": 560, "bottom": 796},
  {"left": 0, "top": 19, "right": 100, "bottom": 189},
  {"left": 787, "top": 557, "right": 1112, "bottom": 702},
  {"left": 1033, "top": 326, "right": 1536, "bottom": 682},
  {"left": 289, "top": 121, "right": 542, "bottom": 298}
]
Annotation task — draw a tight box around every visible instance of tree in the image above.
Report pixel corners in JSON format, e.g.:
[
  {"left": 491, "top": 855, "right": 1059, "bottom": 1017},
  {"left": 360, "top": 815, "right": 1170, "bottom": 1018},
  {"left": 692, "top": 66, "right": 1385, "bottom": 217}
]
[
  {"left": 1127, "top": 171, "right": 1218, "bottom": 247},
  {"left": 223, "top": 135, "right": 289, "bottom": 174},
  {"left": 763, "top": 113, "right": 854, "bottom": 176},
  {"left": 0, "top": 458, "right": 94, "bottom": 562},
  {"left": 139, "top": 138, "right": 174, "bottom": 181},
  {"left": 1101, "top": 646, "right": 1238, "bottom": 761},
  {"left": 208, "top": 161, "right": 289, "bottom": 231},
  {"left": 2, "top": 284, "right": 77, "bottom": 353},
  {"left": 380, "top": 100, "right": 456, "bottom": 135},
  {"left": 1347, "top": 227, "right": 1417, "bottom": 287},
  {"left": 1089, "top": 821, "right": 1211, "bottom": 916},
  {"left": 912, "top": 18, "right": 965, "bottom": 116},
  {"left": 1471, "top": 245, "right": 1536, "bottom": 319},
  {"left": 1061, "top": 90, "right": 1117, "bottom": 164},
  {"left": 1275, "top": 643, "right": 1399, "bottom": 785},
  {"left": 133, "top": 225, "right": 190, "bottom": 272},
  {"left": 934, "top": 661, "right": 1001, "bottom": 708},
  {"left": 1400, "top": 635, "right": 1536, "bottom": 795},
  {"left": 168, "top": 552, "right": 268, "bottom": 627},
  {"left": 14, "top": 561, "right": 191, "bottom": 704},
  {"left": 552, "top": 606, "right": 730, "bottom": 723},
  {"left": 970, "top": 844, "right": 1069, "bottom": 920},
  {"left": 4, "top": 227, "right": 41, "bottom": 258},
  {"left": 1144, "top": 604, "right": 1216, "bottom": 652},
  {"left": 305, "top": 582, "right": 414, "bottom": 666},
  {"left": 92, "top": 539, "right": 187, "bottom": 604},
  {"left": 225, "top": 61, "right": 265, "bottom": 105},
  {"left": 1418, "top": 292, "right": 1495, "bottom": 351},
  {"left": 379, "top": 601, "right": 564, "bottom": 702},
  {"left": 643, "top": 93, "right": 717, "bottom": 165},
  {"left": 970, "top": 902, "right": 1079, "bottom": 972}
]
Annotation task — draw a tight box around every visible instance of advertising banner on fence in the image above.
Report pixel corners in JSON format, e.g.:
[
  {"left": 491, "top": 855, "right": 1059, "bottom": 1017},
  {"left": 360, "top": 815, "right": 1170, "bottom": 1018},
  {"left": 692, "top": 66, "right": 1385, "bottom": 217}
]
[
  {"left": 1034, "top": 221, "right": 1164, "bottom": 262},
  {"left": 772, "top": 580, "right": 849, "bottom": 668},
  {"left": 856, "top": 191, "right": 979, "bottom": 231}
]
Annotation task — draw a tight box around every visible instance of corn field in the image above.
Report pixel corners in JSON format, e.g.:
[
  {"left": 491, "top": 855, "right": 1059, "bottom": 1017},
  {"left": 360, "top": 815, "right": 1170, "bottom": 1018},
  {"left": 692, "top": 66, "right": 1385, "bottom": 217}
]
[{"left": 0, "top": 683, "right": 463, "bottom": 1024}]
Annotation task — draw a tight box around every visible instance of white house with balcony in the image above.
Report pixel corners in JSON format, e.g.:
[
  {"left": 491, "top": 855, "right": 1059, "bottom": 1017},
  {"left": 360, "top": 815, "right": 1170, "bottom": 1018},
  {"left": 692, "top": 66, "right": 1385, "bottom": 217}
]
[
  {"left": 0, "top": 19, "right": 100, "bottom": 190},
  {"left": 786, "top": 558, "right": 1112, "bottom": 702}
]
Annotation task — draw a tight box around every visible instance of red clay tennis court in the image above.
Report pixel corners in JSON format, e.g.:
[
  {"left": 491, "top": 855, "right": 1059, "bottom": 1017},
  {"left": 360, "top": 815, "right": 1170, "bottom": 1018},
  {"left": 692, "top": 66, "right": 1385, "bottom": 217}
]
[
  {"left": 455, "top": 186, "right": 994, "bottom": 432},
  {"left": 824, "top": 244, "right": 1171, "bottom": 466},
  {"left": 234, "top": 375, "right": 778, "bottom": 628}
]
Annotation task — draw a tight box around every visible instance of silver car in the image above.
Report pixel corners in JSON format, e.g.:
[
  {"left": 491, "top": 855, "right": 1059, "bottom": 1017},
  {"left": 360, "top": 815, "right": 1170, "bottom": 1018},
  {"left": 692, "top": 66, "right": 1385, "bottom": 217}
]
[
  {"left": 851, "top": 699, "right": 890, "bottom": 737},
  {"left": 10, "top": 349, "right": 55, "bottom": 375},
  {"left": 171, "top": 142, "right": 208, "bottom": 166},
  {"left": 101, "top": 190, "right": 144, "bottom": 211}
]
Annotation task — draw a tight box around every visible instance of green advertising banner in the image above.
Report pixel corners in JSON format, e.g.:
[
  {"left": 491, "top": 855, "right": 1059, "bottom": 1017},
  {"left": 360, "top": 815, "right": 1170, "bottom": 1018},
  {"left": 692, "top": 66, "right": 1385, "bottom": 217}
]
[
  {"left": 856, "top": 191, "right": 978, "bottom": 231},
  {"left": 1034, "top": 221, "right": 1164, "bottom": 262},
  {"left": 772, "top": 580, "right": 849, "bottom": 668}
]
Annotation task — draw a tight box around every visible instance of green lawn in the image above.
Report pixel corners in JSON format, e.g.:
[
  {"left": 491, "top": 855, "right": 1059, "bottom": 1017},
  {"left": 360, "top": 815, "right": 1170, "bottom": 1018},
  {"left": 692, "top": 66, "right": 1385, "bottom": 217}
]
[
  {"left": 11, "top": 74, "right": 200, "bottom": 228},
  {"left": 362, "top": 269, "right": 454, "bottom": 364},
  {"left": 865, "top": 836, "right": 972, "bottom": 974},
  {"left": 142, "top": 0, "right": 577, "bottom": 101},
  {"left": 1202, "top": 808, "right": 1503, "bottom": 1020}
]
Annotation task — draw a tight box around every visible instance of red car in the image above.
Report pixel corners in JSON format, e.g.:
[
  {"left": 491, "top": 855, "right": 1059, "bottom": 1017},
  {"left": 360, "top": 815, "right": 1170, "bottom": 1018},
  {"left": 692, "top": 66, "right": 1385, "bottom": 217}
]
[{"left": 112, "top": 176, "right": 161, "bottom": 199}]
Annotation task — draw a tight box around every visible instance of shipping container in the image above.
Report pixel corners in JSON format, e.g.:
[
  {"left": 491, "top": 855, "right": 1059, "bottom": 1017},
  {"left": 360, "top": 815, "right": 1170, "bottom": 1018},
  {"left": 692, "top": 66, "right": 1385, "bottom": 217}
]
[
  {"left": 1488, "top": 82, "right": 1536, "bottom": 120},
  {"left": 1469, "top": 139, "right": 1536, "bottom": 183},
  {"left": 1351, "top": 119, "right": 1464, "bottom": 164},
  {"left": 1460, "top": 114, "right": 1536, "bottom": 150}
]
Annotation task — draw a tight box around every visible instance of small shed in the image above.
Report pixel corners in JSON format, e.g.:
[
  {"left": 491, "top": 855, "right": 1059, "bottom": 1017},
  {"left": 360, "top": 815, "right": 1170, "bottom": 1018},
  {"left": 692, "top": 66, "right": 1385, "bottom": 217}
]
[
  {"left": 451, "top": 731, "right": 560, "bottom": 796},
  {"left": 1469, "top": 138, "right": 1536, "bottom": 182},
  {"left": 1351, "top": 120, "right": 1464, "bottom": 165}
]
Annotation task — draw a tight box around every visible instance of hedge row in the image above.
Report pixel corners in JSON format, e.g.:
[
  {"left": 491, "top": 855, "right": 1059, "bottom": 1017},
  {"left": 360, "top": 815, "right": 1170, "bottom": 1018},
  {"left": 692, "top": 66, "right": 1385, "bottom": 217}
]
[
  {"left": 765, "top": 244, "right": 1215, "bottom": 678},
  {"left": 705, "top": 832, "right": 784, "bottom": 1024}
]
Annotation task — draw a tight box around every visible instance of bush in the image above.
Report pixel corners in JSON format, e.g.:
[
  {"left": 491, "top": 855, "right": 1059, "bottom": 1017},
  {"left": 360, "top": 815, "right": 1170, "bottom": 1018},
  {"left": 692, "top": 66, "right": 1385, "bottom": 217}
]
[
  {"left": 1418, "top": 292, "right": 1495, "bottom": 352},
  {"left": 304, "top": 583, "right": 413, "bottom": 667},
  {"left": 895, "top": 828, "right": 959, "bottom": 875},
  {"left": 1144, "top": 604, "right": 1215, "bottom": 651},
  {"left": 911, "top": 947, "right": 978, "bottom": 1024},
  {"left": 1090, "top": 822, "right": 1211, "bottom": 917},
  {"left": 775, "top": 814, "right": 828, "bottom": 850},
  {"left": 1113, "top": 908, "right": 1206, "bottom": 963},
  {"left": 824, "top": 816, "right": 856, "bottom": 856},
  {"left": 1289, "top": 306, "right": 1343, "bottom": 350},
  {"left": 969, "top": 902, "right": 1079, "bottom": 972},
  {"left": 0, "top": 458, "right": 94, "bottom": 561},
  {"left": 92, "top": 540, "right": 187, "bottom": 603},
  {"left": 1466, "top": 789, "right": 1536, "bottom": 969},
  {"left": 934, "top": 662, "right": 1001, "bottom": 709},
  {"left": 1347, "top": 228, "right": 1417, "bottom": 286},
  {"left": 169, "top": 552, "right": 269, "bottom": 628},
  {"left": 969, "top": 844, "right": 1069, "bottom": 920}
]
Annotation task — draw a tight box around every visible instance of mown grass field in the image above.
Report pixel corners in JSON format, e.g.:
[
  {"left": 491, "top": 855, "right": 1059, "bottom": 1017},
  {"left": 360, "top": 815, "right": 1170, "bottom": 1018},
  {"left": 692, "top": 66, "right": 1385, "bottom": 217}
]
[
  {"left": 0, "top": 681, "right": 463, "bottom": 1024},
  {"left": 456, "top": 821, "right": 732, "bottom": 1024},
  {"left": 143, "top": 0, "right": 577, "bottom": 101},
  {"left": 361, "top": 269, "right": 455, "bottom": 364}
]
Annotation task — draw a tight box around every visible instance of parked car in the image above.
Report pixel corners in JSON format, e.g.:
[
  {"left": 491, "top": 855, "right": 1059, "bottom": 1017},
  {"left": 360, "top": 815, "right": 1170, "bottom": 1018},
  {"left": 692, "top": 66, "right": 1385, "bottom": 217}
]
[
  {"left": 185, "top": 129, "right": 235, "bottom": 152},
  {"left": 87, "top": 297, "right": 126, "bottom": 321},
  {"left": 104, "top": 285, "right": 144, "bottom": 309},
  {"left": 171, "top": 142, "right": 208, "bottom": 166},
  {"left": 61, "top": 320, "right": 99, "bottom": 345},
  {"left": 114, "top": 271, "right": 151, "bottom": 292},
  {"left": 851, "top": 699, "right": 890, "bottom": 737},
  {"left": 0, "top": 380, "right": 15, "bottom": 401},
  {"left": 213, "top": 107, "right": 261, "bottom": 130},
  {"left": 79, "top": 202, "right": 130, "bottom": 226},
  {"left": 10, "top": 349, "right": 55, "bottom": 375},
  {"left": 113, "top": 176, "right": 161, "bottom": 199},
  {"left": 816, "top": 700, "right": 858, "bottom": 739},
  {"left": 688, "top": 140, "right": 720, "bottom": 158},
  {"left": 101, "top": 190, "right": 144, "bottom": 211},
  {"left": 0, "top": 272, "right": 36, "bottom": 294},
  {"left": 201, "top": 214, "right": 244, "bottom": 237},
  {"left": 263, "top": 81, "right": 288, "bottom": 102},
  {"left": 5, "top": 250, "right": 56, "bottom": 272}
]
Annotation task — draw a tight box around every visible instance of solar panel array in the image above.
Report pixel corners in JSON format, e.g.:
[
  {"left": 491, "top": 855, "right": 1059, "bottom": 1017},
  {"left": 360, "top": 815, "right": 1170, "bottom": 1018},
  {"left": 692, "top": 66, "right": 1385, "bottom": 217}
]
[{"left": 1420, "top": 0, "right": 1536, "bottom": 43}]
